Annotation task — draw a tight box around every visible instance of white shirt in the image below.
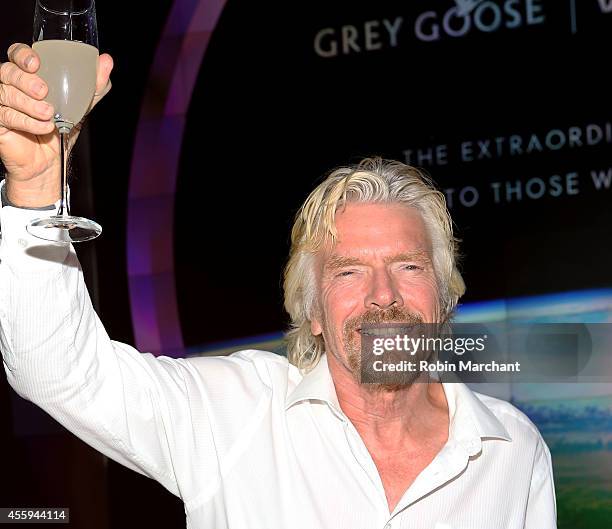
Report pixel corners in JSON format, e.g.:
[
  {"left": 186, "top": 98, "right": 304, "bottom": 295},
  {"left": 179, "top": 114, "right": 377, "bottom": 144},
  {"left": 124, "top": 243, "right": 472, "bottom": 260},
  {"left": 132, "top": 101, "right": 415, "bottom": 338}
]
[{"left": 0, "top": 193, "right": 556, "bottom": 529}]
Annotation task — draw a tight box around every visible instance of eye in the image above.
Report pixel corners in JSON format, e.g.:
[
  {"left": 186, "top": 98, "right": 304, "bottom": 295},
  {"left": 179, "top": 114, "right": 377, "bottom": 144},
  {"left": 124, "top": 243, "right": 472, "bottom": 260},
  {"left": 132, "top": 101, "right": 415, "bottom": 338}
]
[
  {"left": 402, "top": 264, "right": 423, "bottom": 271},
  {"left": 336, "top": 270, "right": 355, "bottom": 277}
]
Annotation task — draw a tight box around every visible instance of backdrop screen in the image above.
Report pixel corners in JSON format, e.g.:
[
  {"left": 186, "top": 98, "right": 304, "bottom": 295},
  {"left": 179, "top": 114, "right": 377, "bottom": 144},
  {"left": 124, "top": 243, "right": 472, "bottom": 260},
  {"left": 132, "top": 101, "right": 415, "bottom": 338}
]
[{"left": 171, "top": 1, "right": 611, "bottom": 526}]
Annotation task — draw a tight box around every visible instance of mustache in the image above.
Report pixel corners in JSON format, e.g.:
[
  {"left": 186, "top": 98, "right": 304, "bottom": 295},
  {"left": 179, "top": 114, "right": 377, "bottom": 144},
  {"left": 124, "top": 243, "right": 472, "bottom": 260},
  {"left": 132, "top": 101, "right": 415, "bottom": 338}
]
[{"left": 344, "top": 306, "right": 424, "bottom": 333}]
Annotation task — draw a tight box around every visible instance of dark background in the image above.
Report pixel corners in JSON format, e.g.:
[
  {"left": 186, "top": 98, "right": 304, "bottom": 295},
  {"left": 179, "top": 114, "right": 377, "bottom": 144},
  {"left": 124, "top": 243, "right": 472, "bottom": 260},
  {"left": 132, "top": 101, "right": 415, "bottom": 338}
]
[{"left": 1, "top": 0, "right": 610, "bottom": 527}]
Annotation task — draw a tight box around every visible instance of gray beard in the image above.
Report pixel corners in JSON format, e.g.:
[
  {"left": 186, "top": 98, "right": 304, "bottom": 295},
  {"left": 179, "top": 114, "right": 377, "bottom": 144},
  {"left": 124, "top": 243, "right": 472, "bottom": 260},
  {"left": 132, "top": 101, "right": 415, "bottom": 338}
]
[{"left": 341, "top": 307, "right": 432, "bottom": 392}]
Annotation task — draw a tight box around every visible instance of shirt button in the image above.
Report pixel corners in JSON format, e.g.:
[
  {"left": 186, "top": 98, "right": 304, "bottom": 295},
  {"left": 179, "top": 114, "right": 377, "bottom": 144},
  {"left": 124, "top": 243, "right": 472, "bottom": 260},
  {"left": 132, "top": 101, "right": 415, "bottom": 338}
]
[
  {"left": 384, "top": 523, "right": 392, "bottom": 529},
  {"left": 18, "top": 238, "right": 28, "bottom": 248}
]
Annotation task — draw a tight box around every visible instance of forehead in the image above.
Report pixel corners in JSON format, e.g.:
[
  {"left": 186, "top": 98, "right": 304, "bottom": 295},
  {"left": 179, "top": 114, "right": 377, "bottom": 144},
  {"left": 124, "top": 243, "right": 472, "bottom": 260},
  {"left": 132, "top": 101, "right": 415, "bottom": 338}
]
[{"left": 322, "top": 202, "right": 431, "bottom": 260}]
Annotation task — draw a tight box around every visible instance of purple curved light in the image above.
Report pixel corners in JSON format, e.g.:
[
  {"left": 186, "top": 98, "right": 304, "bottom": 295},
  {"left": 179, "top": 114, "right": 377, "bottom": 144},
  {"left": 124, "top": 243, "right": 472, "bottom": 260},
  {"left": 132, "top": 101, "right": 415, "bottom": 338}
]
[{"left": 127, "top": 0, "right": 227, "bottom": 356}]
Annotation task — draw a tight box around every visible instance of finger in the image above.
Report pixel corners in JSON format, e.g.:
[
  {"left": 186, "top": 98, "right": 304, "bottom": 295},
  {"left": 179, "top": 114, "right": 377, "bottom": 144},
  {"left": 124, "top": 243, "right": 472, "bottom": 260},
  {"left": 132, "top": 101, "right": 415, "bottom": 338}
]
[
  {"left": 7, "top": 43, "right": 39, "bottom": 73},
  {"left": 95, "top": 53, "right": 113, "bottom": 97},
  {"left": 88, "top": 53, "right": 113, "bottom": 113},
  {"left": 0, "top": 62, "right": 48, "bottom": 100},
  {"left": 0, "top": 83, "right": 54, "bottom": 120},
  {"left": 0, "top": 104, "right": 55, "bottom": 135}
]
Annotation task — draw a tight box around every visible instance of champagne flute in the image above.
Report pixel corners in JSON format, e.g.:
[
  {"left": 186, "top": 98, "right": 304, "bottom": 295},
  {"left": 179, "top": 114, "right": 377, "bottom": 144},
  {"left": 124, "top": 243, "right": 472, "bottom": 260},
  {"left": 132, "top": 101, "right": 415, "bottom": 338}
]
[{"left": 27, "top": 0, "right": 101, "bottom": 243}]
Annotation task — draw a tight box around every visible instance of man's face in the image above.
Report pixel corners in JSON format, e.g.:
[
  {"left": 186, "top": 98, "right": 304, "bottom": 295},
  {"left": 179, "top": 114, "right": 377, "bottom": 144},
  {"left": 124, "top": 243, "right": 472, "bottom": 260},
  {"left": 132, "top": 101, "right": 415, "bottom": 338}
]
[{"left": 311, "top": 202, "right": 441, "bottom": 382}]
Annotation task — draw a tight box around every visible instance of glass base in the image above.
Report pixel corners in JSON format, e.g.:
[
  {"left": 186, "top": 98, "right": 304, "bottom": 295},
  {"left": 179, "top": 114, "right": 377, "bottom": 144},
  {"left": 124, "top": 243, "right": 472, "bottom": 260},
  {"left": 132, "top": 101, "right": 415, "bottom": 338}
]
[{"left": 27, "top": 215, "right": 102, "bottom": 243}]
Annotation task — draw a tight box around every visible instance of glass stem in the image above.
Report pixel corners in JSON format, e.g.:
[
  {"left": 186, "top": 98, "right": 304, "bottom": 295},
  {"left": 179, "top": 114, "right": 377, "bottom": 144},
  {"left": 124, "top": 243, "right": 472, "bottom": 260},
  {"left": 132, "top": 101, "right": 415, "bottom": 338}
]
[{"left": 58, "top": 130, "right": 70, "bottom": 217}]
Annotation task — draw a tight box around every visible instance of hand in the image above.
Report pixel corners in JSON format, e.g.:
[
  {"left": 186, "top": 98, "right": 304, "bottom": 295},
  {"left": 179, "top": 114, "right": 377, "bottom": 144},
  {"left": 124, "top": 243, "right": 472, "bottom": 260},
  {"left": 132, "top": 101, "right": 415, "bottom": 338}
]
[{"left": 0, "top": 43, "right": 113, "bottom": 207}]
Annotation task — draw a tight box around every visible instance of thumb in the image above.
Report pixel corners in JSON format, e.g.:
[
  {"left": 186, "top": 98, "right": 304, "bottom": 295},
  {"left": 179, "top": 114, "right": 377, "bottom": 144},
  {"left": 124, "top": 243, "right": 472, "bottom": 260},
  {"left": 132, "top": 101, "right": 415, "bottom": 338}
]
[
  {"left": 92, "top": 53, "right": 114, "bottom": 108},
  {"left": 70, "top": 53, "right": 114, "bottom": 142}
]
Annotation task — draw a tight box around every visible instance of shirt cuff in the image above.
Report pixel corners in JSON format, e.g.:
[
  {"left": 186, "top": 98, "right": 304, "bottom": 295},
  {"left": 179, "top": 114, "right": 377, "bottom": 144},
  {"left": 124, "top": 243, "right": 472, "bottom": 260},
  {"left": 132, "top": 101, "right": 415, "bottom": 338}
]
[{"left": 0, "top": 179, "right": 71, "bottom": 272}]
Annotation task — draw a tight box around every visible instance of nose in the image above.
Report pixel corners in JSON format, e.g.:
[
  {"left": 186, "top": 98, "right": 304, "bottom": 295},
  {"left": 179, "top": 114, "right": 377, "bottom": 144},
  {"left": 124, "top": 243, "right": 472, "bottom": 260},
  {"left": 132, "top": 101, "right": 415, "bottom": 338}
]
[{"left": 364, "top": 269, "right": 404, "bottom": 310}]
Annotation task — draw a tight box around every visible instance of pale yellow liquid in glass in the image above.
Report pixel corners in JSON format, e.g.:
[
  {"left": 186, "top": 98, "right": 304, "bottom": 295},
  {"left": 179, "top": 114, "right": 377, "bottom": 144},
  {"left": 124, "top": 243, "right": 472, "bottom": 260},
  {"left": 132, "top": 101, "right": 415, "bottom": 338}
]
[{"left": 33, "top": 40, "right": 98, "bottom": 129}]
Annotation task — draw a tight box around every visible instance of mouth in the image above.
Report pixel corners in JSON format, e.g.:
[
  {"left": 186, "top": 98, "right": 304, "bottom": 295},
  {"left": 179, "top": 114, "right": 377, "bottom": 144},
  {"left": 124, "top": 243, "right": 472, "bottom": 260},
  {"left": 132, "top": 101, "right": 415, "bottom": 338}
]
[{"left": 357, "top": 326, "right": 413, "bottom": 337}]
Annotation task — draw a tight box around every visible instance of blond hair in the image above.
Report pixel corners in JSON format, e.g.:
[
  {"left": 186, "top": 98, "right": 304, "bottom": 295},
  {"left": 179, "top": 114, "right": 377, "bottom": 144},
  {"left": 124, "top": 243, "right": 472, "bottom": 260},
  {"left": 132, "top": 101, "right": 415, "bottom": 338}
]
[{"left": 283, "top": 157, "right": 465, "bottom": 373}]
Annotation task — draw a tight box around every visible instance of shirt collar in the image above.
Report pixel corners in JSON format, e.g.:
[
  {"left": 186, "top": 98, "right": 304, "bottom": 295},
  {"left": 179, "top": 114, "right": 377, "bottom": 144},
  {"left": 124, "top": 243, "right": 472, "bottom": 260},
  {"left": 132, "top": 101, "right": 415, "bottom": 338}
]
[
  {"left": 442, "top": 380, "right": 512, "bottom": 456},
  {"left": 285, "top": 354, "right": 513, "bottom": 451},
  {"left": 285, "top": 354, "right": 347, "bottom": 421}
]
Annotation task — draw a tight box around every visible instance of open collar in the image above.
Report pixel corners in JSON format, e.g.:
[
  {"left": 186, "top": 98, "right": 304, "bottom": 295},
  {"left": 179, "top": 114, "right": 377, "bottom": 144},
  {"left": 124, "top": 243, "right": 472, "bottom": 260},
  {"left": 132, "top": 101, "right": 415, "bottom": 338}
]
[
  {"left": 285, "top": 354, "right": 347, "bottom": 421},
  {"left": 285, "top": 354, "right": 512, "bottom": 451},
  {"left": 443, "top": 380, "right": 512, "bottom": 456}
]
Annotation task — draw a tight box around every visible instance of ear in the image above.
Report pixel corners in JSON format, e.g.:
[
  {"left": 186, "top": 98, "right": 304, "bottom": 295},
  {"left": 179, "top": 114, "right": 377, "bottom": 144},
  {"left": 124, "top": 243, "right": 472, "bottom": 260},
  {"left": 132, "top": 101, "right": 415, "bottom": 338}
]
[{"left": 311, "top": 317, "right": 322, "bottom": 336}]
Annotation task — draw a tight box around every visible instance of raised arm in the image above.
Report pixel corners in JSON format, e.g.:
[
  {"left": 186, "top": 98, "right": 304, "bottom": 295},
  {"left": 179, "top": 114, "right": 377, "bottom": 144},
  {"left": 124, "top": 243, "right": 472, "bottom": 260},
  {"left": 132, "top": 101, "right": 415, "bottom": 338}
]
[{"left": 0, "top": 44, "right": 222, "bottom": 503}]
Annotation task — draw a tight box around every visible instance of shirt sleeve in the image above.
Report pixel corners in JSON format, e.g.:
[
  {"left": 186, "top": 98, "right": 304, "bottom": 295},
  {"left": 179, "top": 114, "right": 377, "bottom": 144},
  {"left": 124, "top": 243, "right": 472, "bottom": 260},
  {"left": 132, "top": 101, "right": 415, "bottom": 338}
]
[
  {"left": 524, "top": 436, "right": 557, "bottom": 529},
  {"left": 0, "top": 183, "right": 223, "bottom": 502}
]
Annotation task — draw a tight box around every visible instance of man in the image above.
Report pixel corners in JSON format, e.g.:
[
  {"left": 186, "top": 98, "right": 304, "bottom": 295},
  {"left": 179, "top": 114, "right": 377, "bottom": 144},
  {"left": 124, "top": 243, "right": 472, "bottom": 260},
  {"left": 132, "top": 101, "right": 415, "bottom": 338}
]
[{"left": 0, "top": 44, "right": 556, "bottom": 528}]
